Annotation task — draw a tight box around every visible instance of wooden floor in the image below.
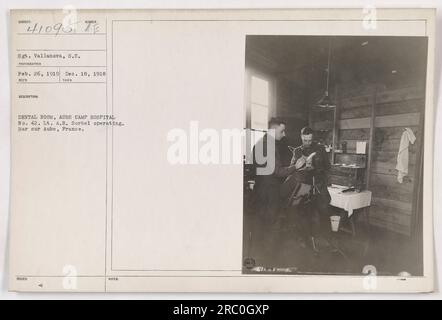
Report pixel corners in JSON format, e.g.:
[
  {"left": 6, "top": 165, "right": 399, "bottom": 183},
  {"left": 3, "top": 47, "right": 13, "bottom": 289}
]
[{"left": 242, "top": 211, "right": 422, "bottom": 276}]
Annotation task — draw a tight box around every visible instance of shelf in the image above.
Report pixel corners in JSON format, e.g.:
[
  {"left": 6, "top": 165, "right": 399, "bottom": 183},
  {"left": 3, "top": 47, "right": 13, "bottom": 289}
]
[
  {"left": 334, "top": 152, "right": 367, "bottom": 155},
  {"left": 332, "top": 164, "right": 366, "bottom": 169}
]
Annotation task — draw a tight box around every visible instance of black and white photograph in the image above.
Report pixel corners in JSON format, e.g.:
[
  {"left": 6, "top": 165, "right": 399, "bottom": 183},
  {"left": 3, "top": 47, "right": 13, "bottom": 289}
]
[
  {"left": 243, "top": 35, "right": 428, "bottom": 276},
  {"left": 3, "top": 6, "right": 438, "bottom": 296}
]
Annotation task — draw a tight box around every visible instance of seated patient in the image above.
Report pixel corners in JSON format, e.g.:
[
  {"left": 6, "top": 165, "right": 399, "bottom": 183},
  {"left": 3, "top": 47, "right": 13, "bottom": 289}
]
[{"left": 281, "top": 127, "right": 332, "bottom": 253}]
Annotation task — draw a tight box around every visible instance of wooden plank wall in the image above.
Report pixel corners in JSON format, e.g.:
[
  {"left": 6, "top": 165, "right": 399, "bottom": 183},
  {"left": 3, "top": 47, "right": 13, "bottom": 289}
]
[
  {"left": 337, "top": 84, "right": 424, "bottom": 235},
  {"left": 309, "top": 89, "right": 336, "bottom": 155},
  {"left": 276, "top": 77, "right": 309, "bottom": 146}
]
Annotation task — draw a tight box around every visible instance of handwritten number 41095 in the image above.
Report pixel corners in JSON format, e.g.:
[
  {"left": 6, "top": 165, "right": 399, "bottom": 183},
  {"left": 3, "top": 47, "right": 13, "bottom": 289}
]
[{"left": 26, "top": 21, "right": 100, "bottom": 36}]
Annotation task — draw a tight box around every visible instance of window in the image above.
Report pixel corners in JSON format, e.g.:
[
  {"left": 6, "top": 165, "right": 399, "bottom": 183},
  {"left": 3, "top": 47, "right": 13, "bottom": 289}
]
[
  {"left": 250, "top": 75, "right": 270, "bottom": 131},
  {"left": 248, "top": 75, "right": 272, "bottom": 152}
]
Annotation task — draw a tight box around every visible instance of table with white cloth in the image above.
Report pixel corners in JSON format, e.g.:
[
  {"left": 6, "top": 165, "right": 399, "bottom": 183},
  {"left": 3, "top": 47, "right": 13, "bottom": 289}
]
[
  {"left": 327, "top": 187, "right": 372, "bottom": 217},
  {"left": 327, "top": 186, "right": 372, "bottom": 239}
]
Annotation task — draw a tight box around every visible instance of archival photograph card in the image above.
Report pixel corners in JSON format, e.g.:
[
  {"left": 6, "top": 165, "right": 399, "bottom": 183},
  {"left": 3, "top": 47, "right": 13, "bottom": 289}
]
[{"left": 8, "top": 8, "right": 436, "bottom": 293}]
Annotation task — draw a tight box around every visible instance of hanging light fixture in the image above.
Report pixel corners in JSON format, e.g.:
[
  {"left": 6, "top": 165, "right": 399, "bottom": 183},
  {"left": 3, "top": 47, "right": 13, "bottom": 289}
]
[{"left": 316, "top": 37, "right": 336, "bottom": 108}]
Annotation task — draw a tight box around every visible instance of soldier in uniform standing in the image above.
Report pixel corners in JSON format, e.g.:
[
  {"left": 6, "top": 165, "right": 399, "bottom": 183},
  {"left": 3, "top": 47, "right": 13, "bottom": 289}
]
[{"left": 251, "top": 118, "right": 299, "bottom": 256}]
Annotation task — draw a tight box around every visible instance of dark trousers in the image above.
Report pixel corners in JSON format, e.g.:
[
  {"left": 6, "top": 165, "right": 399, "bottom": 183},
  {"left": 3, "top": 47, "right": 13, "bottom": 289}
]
[
  {"left": 248, "top": 182, "right": 282, "bottom": 257},
  {"left": 253, "top": 181, "right": 281, "bottom": 227},
  {"left": 296, "top": 185, "right": 331, "bottom": 239}
]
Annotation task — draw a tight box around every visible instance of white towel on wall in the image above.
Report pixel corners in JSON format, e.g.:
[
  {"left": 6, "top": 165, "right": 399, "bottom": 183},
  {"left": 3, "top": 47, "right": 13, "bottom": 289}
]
[{"left": 396, "top": 128, "right": 416, "bottom": 183}]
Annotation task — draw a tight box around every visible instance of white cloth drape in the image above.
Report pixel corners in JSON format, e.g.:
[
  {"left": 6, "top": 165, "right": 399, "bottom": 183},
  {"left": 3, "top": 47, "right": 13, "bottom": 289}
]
[
  {"left": 396, "top": 128, "right": 416, "bottom": 183},
  {"left": 328, "top": 187, "right": 372, "bottom": 217}
]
